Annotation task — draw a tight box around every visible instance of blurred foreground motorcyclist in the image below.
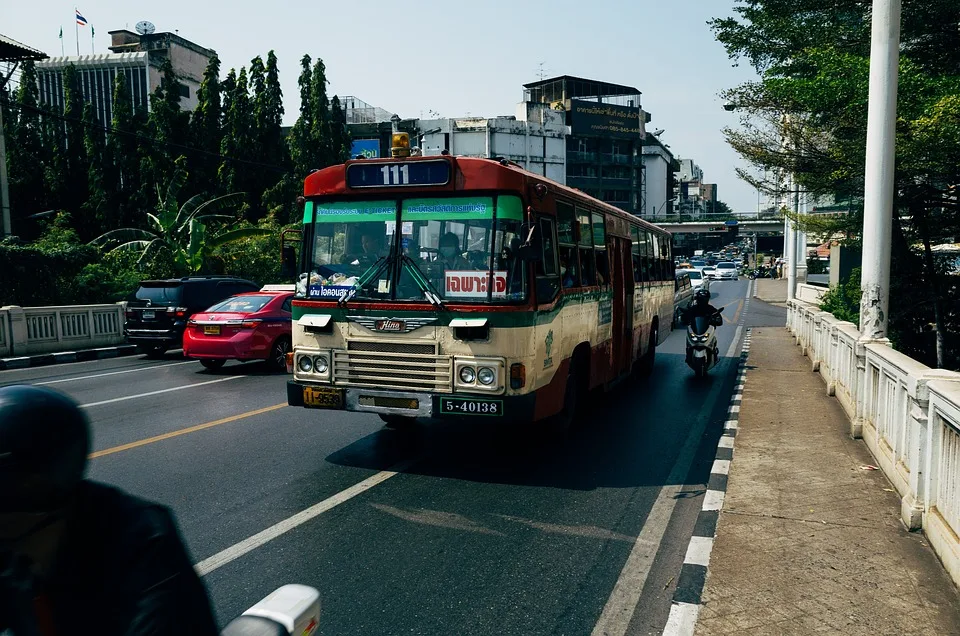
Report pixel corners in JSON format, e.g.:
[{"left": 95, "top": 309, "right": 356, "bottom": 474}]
[{"left": 0, "top": 385, "right": 217, "bottom": 636}]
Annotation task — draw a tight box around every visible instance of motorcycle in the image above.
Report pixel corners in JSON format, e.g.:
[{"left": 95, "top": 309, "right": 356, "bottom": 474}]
[
  {"left": 684, "top": 307, "right": 723, "bottom": 378},
  {"left": 221, "top": 585, "right": 320, "bottom": 635}
]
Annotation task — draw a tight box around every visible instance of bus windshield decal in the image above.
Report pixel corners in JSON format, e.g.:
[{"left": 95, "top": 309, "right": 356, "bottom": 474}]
[
  {"left": 312, "top": 201, "right": 396, "bottom": 223},
  {"left": 402, "top": 197, "right": 494, "bottom": 220}
]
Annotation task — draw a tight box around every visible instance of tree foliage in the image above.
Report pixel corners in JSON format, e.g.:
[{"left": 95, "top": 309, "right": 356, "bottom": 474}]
[{"left": 711, "top": 1, "right": 960, "bottom": 368}]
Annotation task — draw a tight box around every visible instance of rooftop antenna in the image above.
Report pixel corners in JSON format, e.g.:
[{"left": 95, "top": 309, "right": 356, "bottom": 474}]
[{"left": 536, "top": 62, "right": 547, "bottom": 81}]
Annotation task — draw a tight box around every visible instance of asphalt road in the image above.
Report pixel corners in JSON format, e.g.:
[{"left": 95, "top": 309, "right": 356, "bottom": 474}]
[{"left": 1, "top": 279, "right": 787, "bottom": 635}]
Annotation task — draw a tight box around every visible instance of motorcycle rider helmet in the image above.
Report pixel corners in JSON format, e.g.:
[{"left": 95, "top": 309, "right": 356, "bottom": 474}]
[
  {"left": 0, "top": 385, "right": 90, "bottom": 513},
  {"left": 693, "top": 287, "right": 711, "bottom": 305}
]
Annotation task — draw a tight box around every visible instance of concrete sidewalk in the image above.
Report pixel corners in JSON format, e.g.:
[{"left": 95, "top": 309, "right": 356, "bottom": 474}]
[{"left": 695, "top": 327, "right": 960, "bottom": 635}]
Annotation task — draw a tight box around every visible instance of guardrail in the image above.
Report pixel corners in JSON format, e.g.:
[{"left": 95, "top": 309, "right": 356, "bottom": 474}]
[
  {"left": 788, "top": 297, "right": 960, "bottom": 588},
  {"left": 0, "top": 303, "right": 127, "bottom": 358}
]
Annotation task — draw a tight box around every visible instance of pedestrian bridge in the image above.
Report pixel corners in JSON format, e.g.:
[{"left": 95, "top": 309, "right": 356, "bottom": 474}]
[{"left": 652, "top": 220, "right": 785, "bottom": 234}]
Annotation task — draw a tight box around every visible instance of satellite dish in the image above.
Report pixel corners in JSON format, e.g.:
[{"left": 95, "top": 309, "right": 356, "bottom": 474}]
[{"left": 135, "top": 21, "right": 156, "bottom": 35}]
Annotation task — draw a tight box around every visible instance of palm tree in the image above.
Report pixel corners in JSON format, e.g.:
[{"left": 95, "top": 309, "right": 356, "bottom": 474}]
[{"left": 90, "top": 163, "right": 272, "bottom": 274}]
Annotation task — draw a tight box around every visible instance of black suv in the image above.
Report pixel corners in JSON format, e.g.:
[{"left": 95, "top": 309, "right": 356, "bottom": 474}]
[{"left": 125, "top": 276, "right": 259, "bottom": 356}]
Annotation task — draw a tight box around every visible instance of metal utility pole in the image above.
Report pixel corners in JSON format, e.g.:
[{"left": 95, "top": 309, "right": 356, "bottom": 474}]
[
  {"left": 796, "top": 190, "right": 808, "bottom": 284},
  {"left": 859, "top": 0, "right": 901, "bottom": 339},
  {"left": 0, "top": 102, "right": 10, "bottom": 237},
  {"left": 786, "top": 182, "right": 798, "bottom": 301}
]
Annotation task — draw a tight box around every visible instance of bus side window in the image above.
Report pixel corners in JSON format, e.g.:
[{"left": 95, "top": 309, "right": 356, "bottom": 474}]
[
  {"left": 577, "top": 207, "right": 596, "bottom": 286},
  {"left": 557, "top": 202, "right": 580, "bottom": 289},
  {"left": 651, "top": 230, "right": 661, "bottom": 281},
  {"left": 662, "top": 237, "right": 673, "bottom": 280},
  {"left": 631, "top": 226, "right": 642, "bottom": 284},
  {"left": 592, "top": 211, "right": 608, "bottom": 287},
  {"left": 536, "top": 217, "right": 560, "bottom": 303}
]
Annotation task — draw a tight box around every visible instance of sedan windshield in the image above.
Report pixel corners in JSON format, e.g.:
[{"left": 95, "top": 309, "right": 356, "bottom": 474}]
[{"left": 304, "top": 195, "right": 527, "bottom": 304}]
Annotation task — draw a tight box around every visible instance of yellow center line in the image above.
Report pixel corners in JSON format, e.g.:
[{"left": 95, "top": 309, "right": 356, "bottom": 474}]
[
  {"left": 89, "top": 403, "right": 287, "bottom": 459},
  {"left": 731, "top": 298, "right": 744, "bottom": 323}
]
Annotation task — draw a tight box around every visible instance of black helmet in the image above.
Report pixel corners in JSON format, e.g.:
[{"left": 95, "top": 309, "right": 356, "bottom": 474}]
[
  {"left": 694, "top": 288, "right": 711, "bottom": 303},
  {"left": 0, "top": 385, "right": 90, "bottom": 512}
]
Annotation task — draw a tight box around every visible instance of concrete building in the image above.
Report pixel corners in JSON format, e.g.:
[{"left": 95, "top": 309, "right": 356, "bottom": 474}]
[
  {"left": 640, "top": 135, "right": 679, "bottom": 219},
  {"left": 418, "top": 102, "right": 568, "bottom": 182},
  {"left": 675, "top": 157, "right": 706, "bottom": 217},
  {"left": 343, "top": 96, "right": 418, "bottom": 159},
  {"left": 35, "top": 28, "right": 216, "bottom": 122},
  {"left": 521, "top": 75, "right": 649, "bottom": 215}
]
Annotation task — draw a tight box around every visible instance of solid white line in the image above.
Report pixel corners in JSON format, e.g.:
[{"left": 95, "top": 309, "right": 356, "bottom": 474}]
[
  {"left": 711, "top": 459, "right": 730, "bottom": 475},
  {"left": 683, "top": 536, "right": 714, "bottom": 567},
  {"left": 35, "top": 361, "right": 194, "bottom": 385},
  {"left": 195, "top": 459, "right": 416, "bottom": 576},
  {"left": 725, "top": 325, "right": 743, "bottom": 358},
  {"left": 717, "top": 436, "right": 734, "bottom": 449},
  {"left": 663, "top": 602, "right": 701, "bottom": 636},
  {"left": 702, "top": 490, "right": 725, "bottom": 511},
  {"left": 592, "top": 375, "right": 727, "bottom": 636},
  {"left": 80, "top": 376, "right": 244, "bottom": 408}
]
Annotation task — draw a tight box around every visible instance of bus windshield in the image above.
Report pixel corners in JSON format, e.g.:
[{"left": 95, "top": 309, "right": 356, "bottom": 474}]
[{"left": 304, "top": 195, "right": 527, "bottom": 304}]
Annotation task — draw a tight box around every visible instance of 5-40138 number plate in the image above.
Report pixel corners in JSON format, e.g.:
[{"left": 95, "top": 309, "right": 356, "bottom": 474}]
[{"left": 439, "top": 398, "right": 503, "bottom": 416}]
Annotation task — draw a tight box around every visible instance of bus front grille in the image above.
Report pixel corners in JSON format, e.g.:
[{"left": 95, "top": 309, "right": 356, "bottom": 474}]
[{"left": 334, "top": 341, "right": 452, "bottom": 392}]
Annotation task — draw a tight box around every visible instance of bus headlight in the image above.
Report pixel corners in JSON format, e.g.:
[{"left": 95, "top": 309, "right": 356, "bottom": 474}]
[
  {"left": 459, "top": 366, "right": 476, "bottom": 384},
  {"left": 314, "top": 355, "right": 329, "bottom": 374},
  {"left": 297, "top": 355, "right": 313, "bottom": 373},
  {"left": 477, "top": 367, "right": 496, "bottom": 386}
]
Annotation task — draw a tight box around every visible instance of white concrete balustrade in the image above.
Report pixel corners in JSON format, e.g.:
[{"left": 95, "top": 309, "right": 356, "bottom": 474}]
[
  {"left": 788, "top": 297, "right": 960, "bottom": 588},
  {"left": 0, "top": 304, "right": 126, "bottom": 358}
]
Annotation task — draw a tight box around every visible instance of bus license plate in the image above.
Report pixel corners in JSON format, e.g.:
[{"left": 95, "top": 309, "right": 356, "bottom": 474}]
[
  {"left": 440, "top": 398, "right": 502, "bottom": 416},
  {"left": 303, "top": 386, "right": 344, "bottom": 409}
]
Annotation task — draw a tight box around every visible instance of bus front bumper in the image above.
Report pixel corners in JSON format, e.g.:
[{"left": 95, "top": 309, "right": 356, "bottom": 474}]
[{"left": 287, "top": 381, "right": 535, "bottom": 422}]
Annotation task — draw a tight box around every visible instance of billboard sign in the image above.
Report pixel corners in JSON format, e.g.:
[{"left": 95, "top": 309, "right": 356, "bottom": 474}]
[
  {"left": 570, "top": 99, "right": 644, "bottom": 139},
  {"left": 350, "top": 139, "right": 380, "bottom": 159}
]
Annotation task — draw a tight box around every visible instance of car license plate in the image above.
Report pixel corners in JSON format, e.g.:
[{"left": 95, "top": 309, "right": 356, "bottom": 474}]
[
  {"left": 439, "top": 398, "right": 503, "bottom": 416},
  {"left": 303, "top": 386, "right": 344, "bottom": 409},
  {"left": 203, "top": 325, "right": 221, "bottom": 335},
  {"left": 142, "top": 310, "right": 155, "bottom": 320}
]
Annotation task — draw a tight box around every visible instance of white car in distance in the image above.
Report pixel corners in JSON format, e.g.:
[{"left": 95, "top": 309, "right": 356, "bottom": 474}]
[
  {"left": 678, "top": 268, "right": 710, "bottom": 292},
  {"left": 715, "top": 261, "right": 739, "bottom": 281}
]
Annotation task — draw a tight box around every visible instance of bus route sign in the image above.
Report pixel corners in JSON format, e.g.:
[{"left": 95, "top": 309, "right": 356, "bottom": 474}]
[{"left": 347, "top": 160, "right": 450, "bottom": 188}]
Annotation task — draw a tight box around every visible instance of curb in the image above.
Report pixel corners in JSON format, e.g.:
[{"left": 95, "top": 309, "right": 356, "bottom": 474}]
[
  {"left": 663, "top": 328, "right": 752, "bottom": 636},
  {"left": 0, "top": 345, "right": 139, "bottom": 371}
]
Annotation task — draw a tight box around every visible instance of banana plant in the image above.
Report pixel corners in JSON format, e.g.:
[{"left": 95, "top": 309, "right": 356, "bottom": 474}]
[{"left": 90, "top": 163, "right": 272, "bottom": 273}]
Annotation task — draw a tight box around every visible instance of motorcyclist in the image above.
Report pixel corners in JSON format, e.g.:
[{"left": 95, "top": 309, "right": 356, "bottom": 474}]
[
  {"left": 0, "top": 385, "right": 218, "bottom": 636},
  {"left": 682, "top": 287, "right": 722, "bottom": 326}
]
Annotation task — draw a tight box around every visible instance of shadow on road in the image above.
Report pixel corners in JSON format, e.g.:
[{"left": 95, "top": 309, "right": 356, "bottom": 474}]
[{"left": 324, "top": 353, "right": 739, "bottom": 492}]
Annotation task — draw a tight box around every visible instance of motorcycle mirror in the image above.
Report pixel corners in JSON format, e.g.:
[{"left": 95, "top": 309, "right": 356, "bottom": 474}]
[{"left": 221, "top": 585, "right": 320, "bottom": 636}]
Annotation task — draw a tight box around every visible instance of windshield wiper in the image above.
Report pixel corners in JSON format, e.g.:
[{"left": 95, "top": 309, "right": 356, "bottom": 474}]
[
  {"left": 338, "top": 255, "right": 391, "bottom": 307},
  {"left": 400, "top": 255, "right": 445, "bottom": 310}
]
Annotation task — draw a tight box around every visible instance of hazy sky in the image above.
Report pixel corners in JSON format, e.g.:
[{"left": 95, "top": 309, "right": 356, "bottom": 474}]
[{"left": 8, "top": 1, "right": 762, "bottom": 212}]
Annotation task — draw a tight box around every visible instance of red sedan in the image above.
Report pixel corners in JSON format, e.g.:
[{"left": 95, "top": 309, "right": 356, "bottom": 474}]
[{"left": 183, "top": 291, "right": 293, "bottom": 371}]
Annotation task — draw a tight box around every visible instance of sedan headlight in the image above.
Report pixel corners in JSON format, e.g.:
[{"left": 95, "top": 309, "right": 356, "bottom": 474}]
[
  {"left": 477, "top": 367, "right": 496, "bottom": 386},
  {"left": 297, "top": 355, "right": 313, "bottom": 373},
  {"left": 459, "top": 366, "right": 476, "bottom": 383}
]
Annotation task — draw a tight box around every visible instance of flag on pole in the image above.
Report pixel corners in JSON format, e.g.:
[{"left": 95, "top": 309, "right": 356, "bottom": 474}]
[
  {"left": 76, "top": 9, "right": 88, "bottom": 26},
  {"left": 59, "top": 26, "right": 63, "bottom": 39}
]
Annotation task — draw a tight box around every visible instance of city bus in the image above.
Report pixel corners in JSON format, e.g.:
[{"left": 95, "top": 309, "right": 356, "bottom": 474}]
[{"left": 286, "top": 134, "right": 674, "bottom": 428}]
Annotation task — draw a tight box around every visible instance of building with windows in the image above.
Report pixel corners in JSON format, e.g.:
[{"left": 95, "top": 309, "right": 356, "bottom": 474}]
[
  {"left": 675, "top": 157, "right": 706, "bottom": 217},
  {"left": 640, "top": 135, "right": 678, "bottom": 219},
  {"left": 521, "top": 75, "right": 650, "bottom": 215},
  {"left": 418, "top": 102, "right": 568, "bottom": 182},
  {"left": 34, "top": 28, "right": 215, "bottom": 123}
]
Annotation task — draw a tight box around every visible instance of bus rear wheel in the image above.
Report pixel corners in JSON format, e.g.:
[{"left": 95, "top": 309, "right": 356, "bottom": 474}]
[
  {"left": 636, "top": 324, "right": 658, "bottom": 378},
  {"left": 551, "top": 360, "right": 584, "bottom": 432}
]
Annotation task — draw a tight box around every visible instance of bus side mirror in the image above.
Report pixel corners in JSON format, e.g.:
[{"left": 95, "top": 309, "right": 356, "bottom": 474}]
[{"left": 518, "top": 223, "right": 542, "bottom": 262}]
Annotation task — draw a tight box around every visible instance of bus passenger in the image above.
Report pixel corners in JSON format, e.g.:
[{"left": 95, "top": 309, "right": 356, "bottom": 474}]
[
  {"left": 560, "top": 251, "right": 577, "bottom": 288},
  {"left": 430, "top": 233, "right": 472, "bottom": 273}
]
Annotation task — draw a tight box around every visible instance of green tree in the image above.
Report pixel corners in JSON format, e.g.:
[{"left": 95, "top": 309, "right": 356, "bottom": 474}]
[
  {"left": 330, "top": 95, "right": 350, "bottom": 164},
  {"left": 59, "top": 65, "right": 91, "bottom": 238},
  {"left": 289, "top": 54, "right": 314, "bottom": 179},
  {"left": 81, "top": 103, "right": 109, "bottom": 232},
  {"left": 219, "top": 67, "right": 255, "bottom": 212},
  {"left": 90, "top": 159, "right": 270, "bottom": 274},
  {"left": 309, "top": 59, "right": 332, "bottom": 169},
  {"left": 6, "top": 60, "right": 49, "bottom": 236},
  {"left": 107, "top": 72, "right": 144, "bottom": 229},
  {"left": 140, "top": 58, "right": 189, "bottom": 208},
  {"left": 711, "top": 1, "right": 960, "bottom": 368},
  {"left": 189, "top": 54, "right": 223, "bottom": 196}
]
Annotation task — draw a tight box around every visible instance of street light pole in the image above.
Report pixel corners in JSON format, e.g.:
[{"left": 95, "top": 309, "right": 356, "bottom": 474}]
[
  {"left": 859, "top": 0, "right": 901, "bottom": 339},
  {"left": 786, "top": 179, "right": 798, "bottom": 301}
]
